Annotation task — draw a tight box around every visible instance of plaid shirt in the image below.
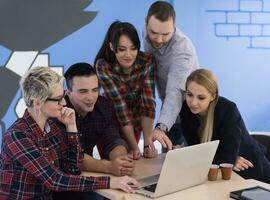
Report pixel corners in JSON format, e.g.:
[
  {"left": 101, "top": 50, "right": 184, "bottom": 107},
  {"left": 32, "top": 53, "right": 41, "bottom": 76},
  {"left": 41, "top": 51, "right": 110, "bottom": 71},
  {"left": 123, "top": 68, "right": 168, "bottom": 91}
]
[
  {"left": 65, "top": 95, "right": 128, "bottom": 159},
  {"left": 0, "top": 110, "right": 109, "bottom": 200},
  {"left": 96, "top": 51, "right": 156, "bottom": 136}
]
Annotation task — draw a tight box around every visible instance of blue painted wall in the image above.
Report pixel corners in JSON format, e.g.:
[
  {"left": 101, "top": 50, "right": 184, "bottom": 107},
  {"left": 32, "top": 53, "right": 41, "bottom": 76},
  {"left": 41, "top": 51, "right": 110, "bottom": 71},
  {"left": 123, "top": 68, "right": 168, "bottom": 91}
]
[{"left": 1, "top": 0, "right": 270, "bottom": 146}]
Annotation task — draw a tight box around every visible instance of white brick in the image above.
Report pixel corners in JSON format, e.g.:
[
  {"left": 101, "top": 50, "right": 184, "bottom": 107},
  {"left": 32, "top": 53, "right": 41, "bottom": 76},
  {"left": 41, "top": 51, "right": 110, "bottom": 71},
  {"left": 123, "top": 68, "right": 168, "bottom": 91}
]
[
  {"left": 207, "top": 0, "right": 239, "bottom": 11},
  {"left": 251, "top": 13, "right": 270, "bottom": 23},
  {"left": 252, "top": 37, "right": 270, "bottom": 47},
  {"left": 216, "top": 24, "right": 239, "bottom": 36},
  {"left": 263, "top": 1, "right": 270, "bottom": 11},
  {"left": 240, "top": 1, "right": 262, "bottom": 11},
  {"left": 240, "top": 24, "right": 261, "bottom": 35},
  {"left": 207, "top": 12, "right": 226, "bottom": 23},
  {"left": 263, "top": 25, "right": 270, "bottom": 35},
  {"left": 228, "top": 12, "right": 250, "bottom": 23}
]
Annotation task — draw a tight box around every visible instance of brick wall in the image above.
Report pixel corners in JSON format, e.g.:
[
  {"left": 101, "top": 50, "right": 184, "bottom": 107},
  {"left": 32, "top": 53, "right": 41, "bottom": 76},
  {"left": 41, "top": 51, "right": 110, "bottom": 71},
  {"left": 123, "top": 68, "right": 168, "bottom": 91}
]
[{"left": 207, "top": 0, "right": 270, "bottom": 49}]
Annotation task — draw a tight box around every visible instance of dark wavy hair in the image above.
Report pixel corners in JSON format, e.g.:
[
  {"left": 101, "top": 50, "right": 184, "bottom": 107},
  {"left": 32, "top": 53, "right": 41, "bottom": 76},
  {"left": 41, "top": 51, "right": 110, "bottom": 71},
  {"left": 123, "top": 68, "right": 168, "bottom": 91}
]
[{"left": 94, "top": 21, "right": 140, "bottom": 66}]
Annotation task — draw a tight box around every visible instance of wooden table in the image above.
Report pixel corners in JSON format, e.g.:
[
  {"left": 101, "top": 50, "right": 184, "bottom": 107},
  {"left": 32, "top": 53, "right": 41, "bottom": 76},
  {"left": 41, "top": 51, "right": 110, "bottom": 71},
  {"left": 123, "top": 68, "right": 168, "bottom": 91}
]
[{"left": 82, "top": 154, "right": 270, "bottom": 200}]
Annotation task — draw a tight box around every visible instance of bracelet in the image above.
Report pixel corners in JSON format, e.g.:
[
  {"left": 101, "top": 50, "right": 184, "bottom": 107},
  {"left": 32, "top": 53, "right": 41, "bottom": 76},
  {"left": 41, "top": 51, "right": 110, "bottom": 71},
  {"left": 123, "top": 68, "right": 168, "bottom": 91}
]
[
  {"left": 144, "top": 145, "right": 150, "bottom": 149},
  {"left": 155, "top": 123, "right": 168, "bottom": 133}
]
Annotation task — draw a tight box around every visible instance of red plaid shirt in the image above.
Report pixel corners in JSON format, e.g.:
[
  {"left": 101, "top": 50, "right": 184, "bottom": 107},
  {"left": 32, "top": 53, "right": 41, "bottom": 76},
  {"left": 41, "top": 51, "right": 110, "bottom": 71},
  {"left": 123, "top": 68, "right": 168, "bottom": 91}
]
[
  {"left": 96, "top": 52, "right": 156, "bottom": 137},
  {"left": 0, "top": 109, "right": 109, "bottom": 200}
]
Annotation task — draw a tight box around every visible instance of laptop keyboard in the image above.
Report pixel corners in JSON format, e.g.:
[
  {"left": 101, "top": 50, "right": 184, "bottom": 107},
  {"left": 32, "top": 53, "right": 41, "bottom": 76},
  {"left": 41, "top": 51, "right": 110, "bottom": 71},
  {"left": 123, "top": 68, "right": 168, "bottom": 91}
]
[
  {"left": 138, "top": 174, "right": 160, "bottom": 186},
  {"left": 144, "top": 183, "right": 157, "bottom": 192}
]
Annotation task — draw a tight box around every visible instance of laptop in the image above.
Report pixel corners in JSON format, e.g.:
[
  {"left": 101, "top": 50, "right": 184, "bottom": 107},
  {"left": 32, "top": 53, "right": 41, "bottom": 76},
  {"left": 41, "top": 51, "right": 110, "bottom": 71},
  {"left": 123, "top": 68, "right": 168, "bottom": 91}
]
[{"left": 136, "top": 140, "right": 219, "bottom": 198}]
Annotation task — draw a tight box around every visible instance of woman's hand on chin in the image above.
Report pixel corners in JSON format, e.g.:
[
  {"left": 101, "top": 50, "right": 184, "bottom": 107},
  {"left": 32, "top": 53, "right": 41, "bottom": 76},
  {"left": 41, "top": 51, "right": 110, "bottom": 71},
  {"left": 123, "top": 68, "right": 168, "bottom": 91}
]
[{"left": 57, "top": 107, "right": 77, "bottom": 132}]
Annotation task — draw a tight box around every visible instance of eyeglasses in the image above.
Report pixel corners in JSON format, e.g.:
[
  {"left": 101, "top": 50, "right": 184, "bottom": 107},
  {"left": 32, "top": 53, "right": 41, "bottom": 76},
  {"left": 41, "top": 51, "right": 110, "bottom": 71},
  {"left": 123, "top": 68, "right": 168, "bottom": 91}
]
[{"left": 46, "top": 93, "right": 65, "bottom": 105}]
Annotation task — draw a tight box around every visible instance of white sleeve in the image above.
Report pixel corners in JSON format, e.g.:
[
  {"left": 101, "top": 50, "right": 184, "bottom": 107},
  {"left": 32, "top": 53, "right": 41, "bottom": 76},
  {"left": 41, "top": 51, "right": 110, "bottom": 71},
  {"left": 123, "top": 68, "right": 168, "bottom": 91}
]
[{"left": 158, "top": 43, "right": 199, "bottom": 130}]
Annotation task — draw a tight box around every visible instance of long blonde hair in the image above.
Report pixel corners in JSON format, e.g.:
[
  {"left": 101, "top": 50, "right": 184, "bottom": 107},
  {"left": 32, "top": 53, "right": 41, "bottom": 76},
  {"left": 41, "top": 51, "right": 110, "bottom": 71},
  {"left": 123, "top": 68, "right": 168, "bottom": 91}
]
[{"left": 186, "top": 69, "right": 219, "bottom": 143}]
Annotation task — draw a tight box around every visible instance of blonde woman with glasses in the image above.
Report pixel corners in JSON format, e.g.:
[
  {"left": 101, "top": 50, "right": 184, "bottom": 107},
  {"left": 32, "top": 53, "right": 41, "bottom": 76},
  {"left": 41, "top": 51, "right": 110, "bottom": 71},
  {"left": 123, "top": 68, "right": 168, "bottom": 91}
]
[{"left": 0, "top": 67, "right": 139, "bottom": 199}]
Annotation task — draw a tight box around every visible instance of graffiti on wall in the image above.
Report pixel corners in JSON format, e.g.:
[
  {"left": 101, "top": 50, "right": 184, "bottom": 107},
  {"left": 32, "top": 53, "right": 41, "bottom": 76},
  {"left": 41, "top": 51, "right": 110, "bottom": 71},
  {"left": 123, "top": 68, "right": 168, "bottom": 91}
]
[{"left": 0, "top": 0, "right": 97, "bottom": 137}]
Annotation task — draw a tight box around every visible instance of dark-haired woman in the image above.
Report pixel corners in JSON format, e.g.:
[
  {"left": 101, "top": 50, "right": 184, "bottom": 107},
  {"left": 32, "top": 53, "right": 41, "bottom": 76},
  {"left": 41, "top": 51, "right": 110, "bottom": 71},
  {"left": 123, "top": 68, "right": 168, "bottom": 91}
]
[{"left": 95, "top": 21, "right": 157, "bottom": 159}]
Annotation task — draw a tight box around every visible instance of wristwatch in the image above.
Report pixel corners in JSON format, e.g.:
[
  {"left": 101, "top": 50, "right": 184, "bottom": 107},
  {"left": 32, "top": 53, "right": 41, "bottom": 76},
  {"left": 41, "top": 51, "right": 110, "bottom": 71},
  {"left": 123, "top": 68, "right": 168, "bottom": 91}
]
[{"left": 155, "top": 123, "right": 168, "bottom": 133}]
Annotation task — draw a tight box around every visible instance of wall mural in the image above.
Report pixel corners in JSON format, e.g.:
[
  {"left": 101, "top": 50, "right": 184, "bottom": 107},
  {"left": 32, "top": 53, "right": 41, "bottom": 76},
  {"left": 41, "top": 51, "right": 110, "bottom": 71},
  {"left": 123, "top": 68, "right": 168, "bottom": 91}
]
[
  {"left": 1, "top": 0, "right": 269, "bottom": 146},
  {"left": 0, "top": 0, "right": 97, "bottom": 138}
]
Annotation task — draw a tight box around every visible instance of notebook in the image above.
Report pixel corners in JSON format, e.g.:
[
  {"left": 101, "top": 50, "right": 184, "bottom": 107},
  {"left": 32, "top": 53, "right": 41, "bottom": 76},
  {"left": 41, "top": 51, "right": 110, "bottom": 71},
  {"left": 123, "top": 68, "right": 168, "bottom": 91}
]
[
  {"left": 136, "top": 140, "right": 219, "bottom": 198},
  {"left": 230, "top": 186, "right": 270, "bottom": 200}
]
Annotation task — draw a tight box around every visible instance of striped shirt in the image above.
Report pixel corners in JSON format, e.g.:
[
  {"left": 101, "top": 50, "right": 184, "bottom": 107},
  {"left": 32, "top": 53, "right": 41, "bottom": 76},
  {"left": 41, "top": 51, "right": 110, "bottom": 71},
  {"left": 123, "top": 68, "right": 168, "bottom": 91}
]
[
  {"left": 0, "top": 109, "right": 109, "bottom": 200},
  {"left": 96, "top": 51, "right": 156, "bottom": 137}
]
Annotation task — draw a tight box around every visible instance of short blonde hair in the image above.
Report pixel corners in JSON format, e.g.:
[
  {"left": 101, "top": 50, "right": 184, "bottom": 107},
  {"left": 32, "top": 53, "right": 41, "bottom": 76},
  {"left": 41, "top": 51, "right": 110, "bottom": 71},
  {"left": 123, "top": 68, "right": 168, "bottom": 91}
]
[{"left": 20, "top": 67, "right": 64, "bottom": 107}]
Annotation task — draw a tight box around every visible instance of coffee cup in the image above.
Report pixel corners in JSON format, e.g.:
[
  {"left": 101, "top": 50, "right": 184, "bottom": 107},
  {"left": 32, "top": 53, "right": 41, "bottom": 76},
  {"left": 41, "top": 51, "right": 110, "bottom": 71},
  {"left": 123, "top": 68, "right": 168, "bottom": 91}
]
[
  {"left": 220, "top": 163, "right": 233, "bottom": 180},
  {"left": 208, "top": 164, "right": 219, "bottom": 181}
]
